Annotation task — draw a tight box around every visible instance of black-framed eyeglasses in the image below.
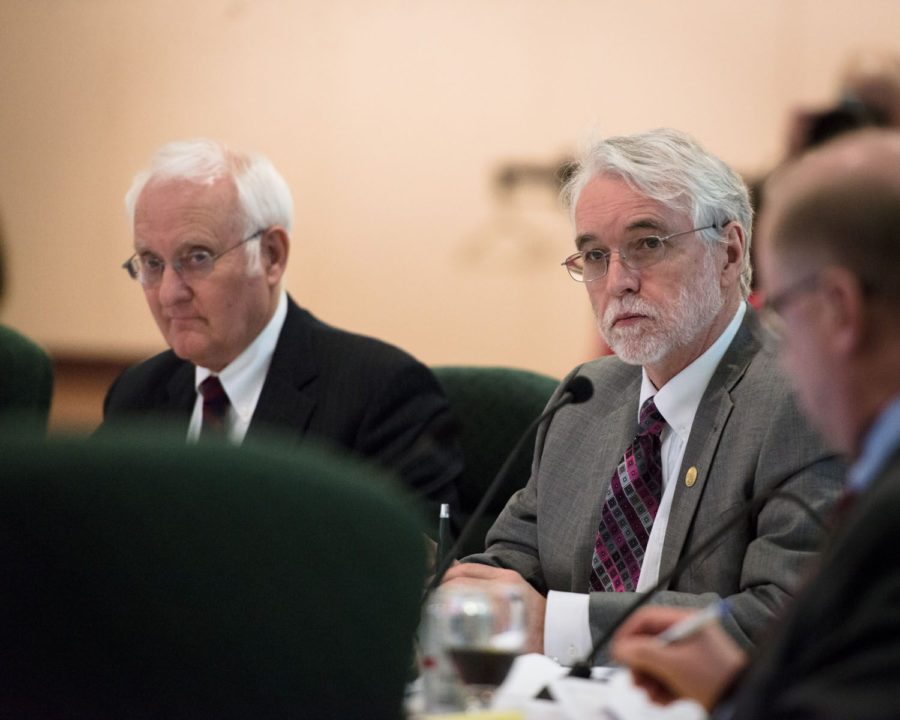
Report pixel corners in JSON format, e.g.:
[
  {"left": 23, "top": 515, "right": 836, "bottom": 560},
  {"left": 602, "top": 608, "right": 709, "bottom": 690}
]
[
  {"left": 122, "top": 229, "right": 266, "bottom": 287},
  {"left": 561, "top": 224, "right": 719, "bottom": 282}
]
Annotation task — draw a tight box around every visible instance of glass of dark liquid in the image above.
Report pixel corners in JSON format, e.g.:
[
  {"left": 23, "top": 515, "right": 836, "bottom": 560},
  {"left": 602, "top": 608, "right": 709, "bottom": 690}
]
[{"left": 436, "top": 583, "right": 527, "bottom": 711}]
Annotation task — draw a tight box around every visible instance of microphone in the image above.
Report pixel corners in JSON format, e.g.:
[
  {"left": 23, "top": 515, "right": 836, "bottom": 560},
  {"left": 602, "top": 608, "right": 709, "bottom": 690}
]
[
  {"left": 562, "top": 476, "right": 829, "bottom": 680},
  {"left": 427, "top": 375, "right": 594, "bottom": 592}
]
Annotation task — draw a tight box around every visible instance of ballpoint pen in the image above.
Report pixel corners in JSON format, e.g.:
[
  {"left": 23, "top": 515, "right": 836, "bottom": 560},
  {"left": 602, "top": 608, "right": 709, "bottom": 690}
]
[
  {"left": 656, "top": 598, "right": 732, "bottom": 646},
  {"left": 436, "top": 503, "right": 451, "bottom": 568}
]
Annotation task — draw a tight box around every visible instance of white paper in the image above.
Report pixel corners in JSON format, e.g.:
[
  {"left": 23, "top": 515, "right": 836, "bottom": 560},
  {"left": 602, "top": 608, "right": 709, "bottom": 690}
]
[{"left": 492, "top": 654, "right": 708, "bottom": 720}]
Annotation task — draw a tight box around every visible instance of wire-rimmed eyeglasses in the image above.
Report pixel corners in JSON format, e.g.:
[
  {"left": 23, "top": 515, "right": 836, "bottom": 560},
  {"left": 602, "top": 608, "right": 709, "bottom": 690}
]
[
  {"left": 561, "top": 224, "right": 719, "bottom": 282},
  {"left": 122, "top": 229, "right": 265, "bottom": 287},
  {"left": 759, "top": 274, "right": 821, "bottom": 337}
]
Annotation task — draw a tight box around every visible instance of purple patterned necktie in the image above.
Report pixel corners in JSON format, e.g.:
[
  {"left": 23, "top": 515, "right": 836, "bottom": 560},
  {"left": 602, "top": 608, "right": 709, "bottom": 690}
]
[
  {"left": 199, "top": 375, "right": 230, "bottom": 440},
  {"left": 589, "top": 397, "right": 666, "bottom": 592}
]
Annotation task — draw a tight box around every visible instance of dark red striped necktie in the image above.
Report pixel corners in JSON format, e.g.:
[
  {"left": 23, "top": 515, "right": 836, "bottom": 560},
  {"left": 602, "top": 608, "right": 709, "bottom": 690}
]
[
  {"left": 199, "top": 375, "right": 230, "bottom": 441},
  {"left": 828, "top": 487, "right": 858, "bottom": 530}
]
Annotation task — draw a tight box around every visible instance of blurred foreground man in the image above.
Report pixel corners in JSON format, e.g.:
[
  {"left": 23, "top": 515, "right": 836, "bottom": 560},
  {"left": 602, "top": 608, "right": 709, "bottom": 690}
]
[
  {"left": 99, "top": 138, "right": 462, "bottom": 527},
  {"left": 444, "top": 128, "right": 843, "bottom": 662},
  {"left": 613, "top": 129, "right": 900, "bottom": 719}
]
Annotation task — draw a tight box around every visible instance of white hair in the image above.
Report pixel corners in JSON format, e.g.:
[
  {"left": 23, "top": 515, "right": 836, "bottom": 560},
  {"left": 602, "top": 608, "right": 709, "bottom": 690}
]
[
  {"left": 125, "top": 138, "right": 294, "bottom": 272},
  {"left": 561, "top": 127, "right": 754, "bottom": 298}
]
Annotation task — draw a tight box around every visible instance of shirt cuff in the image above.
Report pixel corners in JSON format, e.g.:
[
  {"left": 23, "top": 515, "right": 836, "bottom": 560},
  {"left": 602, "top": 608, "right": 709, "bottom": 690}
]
[{"left": 544, "top": 590, "right": 592, "bottom": 667}]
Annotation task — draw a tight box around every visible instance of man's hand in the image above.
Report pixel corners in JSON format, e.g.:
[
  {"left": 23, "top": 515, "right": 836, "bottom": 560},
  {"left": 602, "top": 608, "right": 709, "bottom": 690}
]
[
  {"left": 441, "top": 563, "right": 546, "bottom": 654},
  {"left": 611, "top": 605, "right": 747, "bottom": 711}
]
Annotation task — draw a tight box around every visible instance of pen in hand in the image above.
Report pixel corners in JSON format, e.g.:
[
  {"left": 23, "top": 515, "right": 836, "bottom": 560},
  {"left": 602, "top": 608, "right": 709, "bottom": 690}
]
[{"left": 656, "top": 599, "right": 732, "bottom": 646}]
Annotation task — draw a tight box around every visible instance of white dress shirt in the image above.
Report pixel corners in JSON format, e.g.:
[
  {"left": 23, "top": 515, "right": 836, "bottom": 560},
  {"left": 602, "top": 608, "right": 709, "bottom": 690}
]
[
  {"left": 545, "top": 301, "right": 747, "bottom": 665},
  {"left": 188, "top": 290, "right": 288, "bottom": 445}
]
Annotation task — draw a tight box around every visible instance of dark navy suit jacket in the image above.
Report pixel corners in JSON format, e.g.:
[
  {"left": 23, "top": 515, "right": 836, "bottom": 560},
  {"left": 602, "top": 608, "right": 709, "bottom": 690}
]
[
  {"left": 730, "top": 445, "right": 900, "bottom": 719},
  {"left": 99, "top": 296, "right": 463, "bottom": 530}
]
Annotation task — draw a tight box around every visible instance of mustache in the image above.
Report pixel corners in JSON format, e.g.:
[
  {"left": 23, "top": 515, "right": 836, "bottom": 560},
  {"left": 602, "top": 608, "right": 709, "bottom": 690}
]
[{"left": 603, "top": 296, "right": 659, "bottom": 327}]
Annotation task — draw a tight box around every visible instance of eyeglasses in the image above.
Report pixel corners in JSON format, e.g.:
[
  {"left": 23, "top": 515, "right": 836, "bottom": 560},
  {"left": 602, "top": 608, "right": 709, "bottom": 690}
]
[
  {"left": 561, "top": 224, "right": 719, "bottom": 282},
  {"left": 762, "top": 275, "right": 822, "bottom": 317},
  {"left": 122, "top": 229, "right": 265, "bottom": 287},
  {"left": 760, "top": 274, "right": 821, "bottom": 335}
]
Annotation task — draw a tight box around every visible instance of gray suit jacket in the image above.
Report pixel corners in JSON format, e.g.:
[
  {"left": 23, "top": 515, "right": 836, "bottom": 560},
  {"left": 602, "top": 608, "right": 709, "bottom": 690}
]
[{"left": 467, "top": 309, "right": 845, "bottom": 656}]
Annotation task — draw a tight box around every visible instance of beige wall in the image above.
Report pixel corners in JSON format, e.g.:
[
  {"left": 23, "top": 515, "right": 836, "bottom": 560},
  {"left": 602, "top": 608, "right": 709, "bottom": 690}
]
[{"left": 2, "top": 0, "right": 899, "bottom": 379}]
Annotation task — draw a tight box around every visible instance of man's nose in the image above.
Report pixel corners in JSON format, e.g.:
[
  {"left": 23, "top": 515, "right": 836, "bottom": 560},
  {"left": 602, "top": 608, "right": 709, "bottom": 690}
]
[
  {"left": 156, "top": 263, "right": 192, "bottom": 304},
  {"left": 603, "top": 251, "right": 640, "bottom": 295}
]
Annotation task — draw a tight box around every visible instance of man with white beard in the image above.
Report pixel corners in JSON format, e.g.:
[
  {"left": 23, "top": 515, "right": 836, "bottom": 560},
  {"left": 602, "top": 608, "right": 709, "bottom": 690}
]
[{"left": 442, "top": 128, "right": 844, "bottom": 665}]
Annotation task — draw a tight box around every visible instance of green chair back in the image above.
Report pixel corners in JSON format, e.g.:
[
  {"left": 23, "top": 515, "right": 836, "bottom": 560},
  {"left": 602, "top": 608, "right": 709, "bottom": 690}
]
[
  {"left": 432, "top": 366, "right": 559, "bottom": 557},
  {"left": 0, "top": 428, "right": 426, "bottom": 720},
  {"left": 0, "top": 324, "right": 53, "bottom": 429}
]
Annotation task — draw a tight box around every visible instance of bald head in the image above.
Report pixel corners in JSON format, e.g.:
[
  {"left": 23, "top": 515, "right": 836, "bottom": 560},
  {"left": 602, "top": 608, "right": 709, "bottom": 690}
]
[
  {"left": 756, "top": 130, "right": 900, "bottom": 456},
  {"left": 760, "top": 130, "right": 900, "bottom": 308}
]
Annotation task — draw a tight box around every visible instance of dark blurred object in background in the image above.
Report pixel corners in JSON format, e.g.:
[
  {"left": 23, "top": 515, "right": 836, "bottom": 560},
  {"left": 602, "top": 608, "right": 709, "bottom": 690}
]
[
  {"left": 803, "top": 93, "right": 888, "bottom": 150},
  {"left": 785, "top": 49, "right": 900, "bottom": 158},
  {"left": 840, "top": 48, "right": 900, "bottom": 127}
]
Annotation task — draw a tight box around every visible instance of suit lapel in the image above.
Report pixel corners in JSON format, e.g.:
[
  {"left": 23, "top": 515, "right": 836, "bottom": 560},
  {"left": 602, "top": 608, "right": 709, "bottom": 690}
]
[
  {"left": 658, "top": 311, "right": 763, "bottom": 584},
  {"left": 575, "top": 366, "right": 643, "bottom": 586},
  {"left": 163, "top": 361, "right": 198, "bottom": 435},
  {"left": 244, "top": 297, "right": 319, "bottom": 443}
]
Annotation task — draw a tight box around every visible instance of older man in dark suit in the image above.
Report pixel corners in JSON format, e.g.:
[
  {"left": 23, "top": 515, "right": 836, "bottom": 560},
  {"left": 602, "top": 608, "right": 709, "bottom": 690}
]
[{"left": 99, "top": 139, "right": 462, "bottom": 529}]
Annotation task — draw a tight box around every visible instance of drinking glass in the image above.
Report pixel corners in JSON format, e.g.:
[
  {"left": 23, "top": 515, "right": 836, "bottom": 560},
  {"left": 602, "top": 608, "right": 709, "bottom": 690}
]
[{"left": 435, "top": 583, "right": 527, "bottom": 711}]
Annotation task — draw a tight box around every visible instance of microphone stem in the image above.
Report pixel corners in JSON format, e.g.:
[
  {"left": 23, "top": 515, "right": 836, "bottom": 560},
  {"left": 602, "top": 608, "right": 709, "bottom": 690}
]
[{"left": 427, "top": 390, "right": 576, "bottom": 592}]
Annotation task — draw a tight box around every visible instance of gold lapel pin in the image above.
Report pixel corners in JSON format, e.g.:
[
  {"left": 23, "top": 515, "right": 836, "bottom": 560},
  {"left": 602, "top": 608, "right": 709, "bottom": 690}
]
[{"left": 685, "top": 466, "right": 698, "bottom": 487}]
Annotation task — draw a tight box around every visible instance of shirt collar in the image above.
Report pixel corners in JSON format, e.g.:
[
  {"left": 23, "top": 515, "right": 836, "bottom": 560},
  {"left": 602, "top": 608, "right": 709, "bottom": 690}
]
[
  {"left": 641, "top": 301, "right": 747, "bottom": 438},
  {"left": 195, "top": 289, "right": 288, "bottom": 423},
  {"left": 847, "top": 395, "right": 900, "bottom": 493}
]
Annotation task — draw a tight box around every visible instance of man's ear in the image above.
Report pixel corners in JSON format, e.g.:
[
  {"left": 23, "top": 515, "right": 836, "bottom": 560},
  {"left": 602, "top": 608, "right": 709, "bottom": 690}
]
[
  {"left": 719, "top": 221, "right": 746, "bottom": 288},
  {"left": 260, "top": 226, "right": 290, "bottom": 285},
  {"left": 820, "top": 266, "right": 866, "bottom": 356}
]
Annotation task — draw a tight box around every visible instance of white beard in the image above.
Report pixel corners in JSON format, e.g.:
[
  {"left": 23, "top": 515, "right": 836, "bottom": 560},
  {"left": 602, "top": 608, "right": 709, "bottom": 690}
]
[{"left": 598, "top": 249, "right": 725, "bottom": 365}]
